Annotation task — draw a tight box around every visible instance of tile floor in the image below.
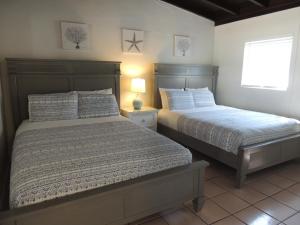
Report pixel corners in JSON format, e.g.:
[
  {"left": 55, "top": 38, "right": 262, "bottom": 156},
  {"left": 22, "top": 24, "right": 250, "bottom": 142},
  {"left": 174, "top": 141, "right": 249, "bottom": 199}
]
[{"left": 131, "top": 152, "right": 300, "bottom": 225}]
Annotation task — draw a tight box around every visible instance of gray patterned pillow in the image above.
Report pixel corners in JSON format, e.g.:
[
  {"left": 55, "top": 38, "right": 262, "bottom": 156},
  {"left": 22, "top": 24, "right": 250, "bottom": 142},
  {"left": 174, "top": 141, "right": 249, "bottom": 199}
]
[
  {"left": 78, "top": 93, "right": 120, "bottom": 118},
  {"left": 186, "top": 88, "right": 216, "bottom": 107},
  {"left": 77, "top": 88, "right": 112, "bottom": 95},
  {"left": 28, "top": 92, "right": 78, "bottom": 122},
  {"left": 165, "top": 90, "right": 195, "bottom": 110}
]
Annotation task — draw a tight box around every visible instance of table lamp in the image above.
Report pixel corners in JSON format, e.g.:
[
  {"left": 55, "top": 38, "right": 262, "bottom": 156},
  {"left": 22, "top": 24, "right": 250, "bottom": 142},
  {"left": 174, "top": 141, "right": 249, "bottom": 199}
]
[{"left": 131, "top": 78, "right": 145, "bottom": 110}]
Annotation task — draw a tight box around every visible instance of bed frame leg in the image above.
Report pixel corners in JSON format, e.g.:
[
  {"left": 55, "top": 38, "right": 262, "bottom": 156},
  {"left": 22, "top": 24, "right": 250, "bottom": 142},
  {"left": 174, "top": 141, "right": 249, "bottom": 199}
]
[
  {"left": 236, "top": 150, "right": 250, "bottom": 188},
  {"left": 193, "top": 197, "right": 205, "bottom": 212},
  {"left": 236, "top": 171, "right": 247, "bottom": 188},
  {"left": 192, "top": 162, "right": 208, "bottom": 212}
]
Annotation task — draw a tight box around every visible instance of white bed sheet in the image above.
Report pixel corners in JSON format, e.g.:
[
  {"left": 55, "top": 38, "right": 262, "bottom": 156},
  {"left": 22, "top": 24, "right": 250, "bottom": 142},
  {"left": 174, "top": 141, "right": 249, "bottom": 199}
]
[
  {"left": 158, "top": 106, "right": 220, "bottom": 131},
  {"left": 158, "top": 105, "right": 300, "bottom": 154}
]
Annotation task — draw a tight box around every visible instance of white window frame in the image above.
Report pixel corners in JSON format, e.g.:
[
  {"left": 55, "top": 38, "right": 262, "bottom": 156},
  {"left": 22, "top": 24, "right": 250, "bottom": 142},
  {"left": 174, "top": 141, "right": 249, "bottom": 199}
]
[{"left": 241, "top": 36, "right": 294, "bottom": 91}]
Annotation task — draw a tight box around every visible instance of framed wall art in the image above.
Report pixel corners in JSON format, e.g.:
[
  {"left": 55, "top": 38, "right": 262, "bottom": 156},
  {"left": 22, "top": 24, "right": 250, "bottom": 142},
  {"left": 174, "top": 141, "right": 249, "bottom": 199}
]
[
  {"left": 122, "top": 29, "right": 144, "bottom": 54},
  {"left": 174, "top": 35, "right": 191, "bottom": 57},
  {"left": 61, "top": 22, "right": 89, "bottom": 50}
]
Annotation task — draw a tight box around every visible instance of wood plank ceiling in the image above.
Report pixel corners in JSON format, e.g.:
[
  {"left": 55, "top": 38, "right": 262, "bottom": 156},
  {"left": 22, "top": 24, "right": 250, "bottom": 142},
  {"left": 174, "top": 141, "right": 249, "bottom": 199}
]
[{"left": 161, "top": 0, "right": 300, "bottom": 25}]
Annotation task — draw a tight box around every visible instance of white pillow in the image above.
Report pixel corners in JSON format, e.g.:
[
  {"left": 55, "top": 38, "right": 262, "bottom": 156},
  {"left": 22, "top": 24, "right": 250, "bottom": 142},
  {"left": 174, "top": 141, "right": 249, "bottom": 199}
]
[
  {"left": 186, "top": 87, "right": 216, "bottom": 108},
  {"left": 164, "top": 90, "right": 195, "bottom": 110},
  {"left": 159, "top": 88, "right": 184, "bottom": 109}
]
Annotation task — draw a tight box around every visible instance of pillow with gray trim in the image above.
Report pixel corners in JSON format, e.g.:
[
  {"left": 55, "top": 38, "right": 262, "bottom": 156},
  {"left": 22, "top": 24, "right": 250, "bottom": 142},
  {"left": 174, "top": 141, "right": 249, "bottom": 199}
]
[
  {"left": 77, "top": 88, "right": 113, "bottom": 95},
  {"left": 28, "top": 92, "right": 78, "bottom": 122},
  {"left": 78, "top": 93, "right": 119, "bottom": 118},
  {"left": 159, "top": 88, "right": 184, "bottom": 109},
  {"left": 186, "top": 87, "right": 216, "bottom": 107},
  {"left": 165, "top": 90, "right": 195, "bottom": 110}
]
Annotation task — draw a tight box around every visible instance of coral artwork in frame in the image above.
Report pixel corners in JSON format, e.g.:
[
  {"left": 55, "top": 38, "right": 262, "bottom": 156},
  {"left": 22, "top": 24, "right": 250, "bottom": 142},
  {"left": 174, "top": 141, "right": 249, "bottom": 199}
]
[
  {"left": 174, "top": 35, "right": 191, "bottom": 57},
  {"left": 61, "top": 22, "right": 89, "bottom": 50}
]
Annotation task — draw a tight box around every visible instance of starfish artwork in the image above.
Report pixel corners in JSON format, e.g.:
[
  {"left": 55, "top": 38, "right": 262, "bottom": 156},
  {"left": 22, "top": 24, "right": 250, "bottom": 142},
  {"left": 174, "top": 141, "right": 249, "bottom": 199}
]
[
  {"left": 125, "top": 32, "right": 143, "bottom": 52},
  {"left": 122, "top": 29, "right": 144, "bottom": 54}
]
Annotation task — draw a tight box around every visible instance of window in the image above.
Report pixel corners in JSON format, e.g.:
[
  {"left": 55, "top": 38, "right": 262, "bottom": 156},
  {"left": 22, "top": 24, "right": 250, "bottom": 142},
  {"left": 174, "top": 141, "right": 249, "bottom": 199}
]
[{"left": 241, "top": 37, "right": 293, "bottom": 91}]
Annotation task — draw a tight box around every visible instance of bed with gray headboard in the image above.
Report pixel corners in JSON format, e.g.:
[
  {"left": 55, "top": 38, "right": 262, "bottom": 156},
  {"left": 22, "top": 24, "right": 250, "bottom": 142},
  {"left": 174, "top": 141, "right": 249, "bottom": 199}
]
[
  {"left": 154, "top": 63, "right": 300, "bottom": 188},
  {"left": 0, "top": 58, "right": 208, "bottom": 225},
  {"left": 153, "top": 63, "right": 218, "bottom": 108}
]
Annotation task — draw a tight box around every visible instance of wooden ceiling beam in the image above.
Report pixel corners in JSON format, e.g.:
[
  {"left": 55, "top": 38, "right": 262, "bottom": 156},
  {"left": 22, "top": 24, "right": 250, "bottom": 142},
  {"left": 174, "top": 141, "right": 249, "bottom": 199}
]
[
  {"left": 202, "top": 0, "right": 239, "bottom": 15},
  {"left": 216, "top": 1, "right": 300, "bottom": 25},
  {"left": 247, "top": 0, "right": 269, "bottom": 8},
  {"left": 161, "top": 0, "right": 300, "bottom": 26},
  {"left": 162, "top": 0, "right": 215, "bottom": 21}
]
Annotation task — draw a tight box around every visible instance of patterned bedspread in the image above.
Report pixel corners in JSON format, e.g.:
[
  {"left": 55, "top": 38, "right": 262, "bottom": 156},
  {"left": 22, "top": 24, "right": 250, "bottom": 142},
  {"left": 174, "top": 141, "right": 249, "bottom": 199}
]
[
  {"left": 10, "top": 119, "right": 192, "bottom": 208},
  {"left": 177, "top": 106, "right": 300, "bottom": 154}
]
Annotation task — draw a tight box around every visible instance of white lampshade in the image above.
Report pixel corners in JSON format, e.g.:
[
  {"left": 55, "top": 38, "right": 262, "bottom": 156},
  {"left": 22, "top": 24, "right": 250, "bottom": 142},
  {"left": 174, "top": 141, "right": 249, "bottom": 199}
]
[{"left": 131, "top": 78, "right": 146, "bottom": 93}]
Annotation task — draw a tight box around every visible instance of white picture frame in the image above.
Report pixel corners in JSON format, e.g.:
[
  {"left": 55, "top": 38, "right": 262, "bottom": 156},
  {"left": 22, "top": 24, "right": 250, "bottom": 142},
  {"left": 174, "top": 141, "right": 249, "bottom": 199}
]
[
  {"left": 174, "top": 35, "right": 191, "bottom": 57},
  {"left": 122, "top": 29, "right": 144, "bottom": 55},
  {"left": 61, "top": 22, "right": 89, "bottom": 50}
]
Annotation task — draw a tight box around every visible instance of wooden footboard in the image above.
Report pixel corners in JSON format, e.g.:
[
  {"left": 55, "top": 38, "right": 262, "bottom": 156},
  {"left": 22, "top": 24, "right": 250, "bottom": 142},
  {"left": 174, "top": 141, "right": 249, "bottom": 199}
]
[
  {"left": 0, "top": 161, "right": 208, "bottom": 225},
  {"left": 158, "top": 123, "right": 300, "bottom": 188},
  {"left": 237, "top": 134, "right": 300, "bottom": 187}
]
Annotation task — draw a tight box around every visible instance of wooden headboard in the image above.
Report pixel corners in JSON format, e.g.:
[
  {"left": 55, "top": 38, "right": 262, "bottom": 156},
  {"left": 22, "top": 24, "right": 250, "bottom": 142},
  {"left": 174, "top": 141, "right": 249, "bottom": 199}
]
[
  {"left": 153, "top": 63, "right": 218, "bottom": 108},
  {"left": 5, "top": 58, "right": 121, "bottom": 135}
]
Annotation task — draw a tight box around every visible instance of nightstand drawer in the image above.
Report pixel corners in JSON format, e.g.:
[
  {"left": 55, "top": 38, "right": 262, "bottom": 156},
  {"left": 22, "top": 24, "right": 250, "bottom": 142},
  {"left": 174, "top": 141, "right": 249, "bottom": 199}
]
[
  {"left": 121, "top": 107, "right": 158, "bottom": 131},
  {"left": 130, "top": 113, "right": 155, "bottom": 127}
]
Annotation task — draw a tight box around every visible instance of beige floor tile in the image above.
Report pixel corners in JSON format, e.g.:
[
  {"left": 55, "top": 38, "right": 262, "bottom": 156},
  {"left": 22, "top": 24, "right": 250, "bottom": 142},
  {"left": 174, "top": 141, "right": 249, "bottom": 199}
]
[
  {"left": 131, "top": 214, "right": 162, "bottom": 225},
  {"left": 278, "top": 167, "right": 300, "bottom": 182},
  {"left": 283, "top": 213, "right": 300, "bottom": 225},
  {"left": 262, "top": 164, "right": 287, "bottom": 175},
  {"left": 162, "top": 207, "right": 206, "bottom": 225},
  {"left": 246, "top": 170, "right": 273, "bottom": 184},
  {"left": 265, "top": 175, "right": 295, "bottom": 189},
  {"left": 212, "top": 176, "right": 267, "bottom": 204},
  {"left": 205, "top": 163, "right": 234, "bottom": 180},
  {"left": 212, "top": 193, "right": 249, "bottom": 214},
  {"left": 230, "top": 185, "right": 267, "bottom": 204},
  {"left": 204, "top": 181, "right": 227, "bottom": 198},
  {"left": 273, "top": 190, "right": 300, "bottom": 211},
  {"left": 255, "top": 198, "right": 296, "bottom": 221},
  {"left": 279, "top": 171, "right": 300, "bottom": 182},
  {"left": 247, "top": 179, "right": 281, "bottom": 196},
  {"left": 137, "top": 218, "right": 169, "bottom": 225},
  {"left": 205, "top": 166, "right": 222, "bottom": 180},
  {"left": 211, "top": 177, "right": 236, "bottom": 191},
  {"left": 288, "top": 184, "right": 300, "bottom": 196},
  {"left": 235, "top": 206, "right": 280, "bottom": 225},
  {"left": 186, "top": 200, "right": 229, "bottom": 224},
  {"left": 213, "top": 216, "right": 245, "bottom": 225},
  {"left": 214, "top": 164, "right": 235, "bottom": 176}
]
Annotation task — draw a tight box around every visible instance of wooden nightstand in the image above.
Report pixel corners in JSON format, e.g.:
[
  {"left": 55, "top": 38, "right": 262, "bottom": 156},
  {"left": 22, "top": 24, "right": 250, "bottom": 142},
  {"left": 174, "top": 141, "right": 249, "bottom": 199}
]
[{"left": 121, "top": 107, "right": 158, "bottom": 131}]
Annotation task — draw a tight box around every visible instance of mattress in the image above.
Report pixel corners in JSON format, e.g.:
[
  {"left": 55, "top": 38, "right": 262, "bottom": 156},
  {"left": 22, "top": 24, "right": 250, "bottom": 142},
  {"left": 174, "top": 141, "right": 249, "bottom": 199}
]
[
  {"left": 10, "top": 116, "right": 192, "bottom": 208},
  {"left": 158, "top": 106, "right": 300, "bottom": 154}
]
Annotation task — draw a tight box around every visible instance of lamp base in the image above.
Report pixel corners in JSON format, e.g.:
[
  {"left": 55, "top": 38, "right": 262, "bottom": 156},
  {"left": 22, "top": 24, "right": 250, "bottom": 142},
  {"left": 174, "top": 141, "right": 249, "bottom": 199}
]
[{"left": 133, "top": 99, "right": 143, "bottom": 110}]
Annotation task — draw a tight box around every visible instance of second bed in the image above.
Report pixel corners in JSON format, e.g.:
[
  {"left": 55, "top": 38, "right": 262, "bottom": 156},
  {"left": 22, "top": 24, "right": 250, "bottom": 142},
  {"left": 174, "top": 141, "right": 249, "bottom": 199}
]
[{"left": 154, "top": 63, "right": 300, "bottom": 187}]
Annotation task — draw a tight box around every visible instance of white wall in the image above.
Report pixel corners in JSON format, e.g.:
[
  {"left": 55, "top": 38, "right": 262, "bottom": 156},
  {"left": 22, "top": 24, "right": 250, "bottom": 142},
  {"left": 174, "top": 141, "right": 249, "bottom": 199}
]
[
  {"left": 0, "top": 0, "right": 214, "bottom": 107},
  {"left": 214, "top": 7, "right": 300, "bottom": 118}
]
